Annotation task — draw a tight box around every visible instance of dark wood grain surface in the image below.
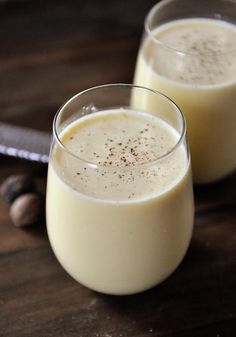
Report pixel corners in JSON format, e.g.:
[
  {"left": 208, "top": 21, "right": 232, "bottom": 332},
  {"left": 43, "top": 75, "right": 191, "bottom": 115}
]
[{"left": 0, "top": 1, "right": 235, "bottom": 336}]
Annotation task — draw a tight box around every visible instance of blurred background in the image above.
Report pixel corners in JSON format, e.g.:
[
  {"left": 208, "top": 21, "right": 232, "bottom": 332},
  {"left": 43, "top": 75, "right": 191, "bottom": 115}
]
[{"left": 0, "top": 0, "right": 157, "bottom": 132}]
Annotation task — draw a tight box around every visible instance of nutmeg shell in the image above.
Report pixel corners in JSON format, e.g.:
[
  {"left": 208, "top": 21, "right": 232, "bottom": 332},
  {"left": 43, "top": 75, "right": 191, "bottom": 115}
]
[
  {"left": 10, "top": 193, "right": 44, "bottom": 227},
  {"left": 0, "top": 174, "right": 36, "bottom": 204}
]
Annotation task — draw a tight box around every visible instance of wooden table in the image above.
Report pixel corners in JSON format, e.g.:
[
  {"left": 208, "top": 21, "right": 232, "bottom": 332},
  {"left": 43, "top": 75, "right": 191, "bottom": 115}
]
[{"left": 0, "top": 1, "right": 235, "bottom": 336}]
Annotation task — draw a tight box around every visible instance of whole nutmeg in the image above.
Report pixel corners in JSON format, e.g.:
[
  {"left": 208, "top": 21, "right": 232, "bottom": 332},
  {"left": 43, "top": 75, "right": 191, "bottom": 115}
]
[
  {"left": 10, "top": 193, "right": 44, "bottom": 227},
  {"left": 0, "top": 174, "right": 36, "bottom": 204}
]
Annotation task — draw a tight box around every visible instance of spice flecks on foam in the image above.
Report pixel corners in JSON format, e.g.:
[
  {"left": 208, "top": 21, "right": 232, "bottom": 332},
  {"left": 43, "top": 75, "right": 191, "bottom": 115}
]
[{"left": 53, "top": 109, "right": 187, "bottom": 201}]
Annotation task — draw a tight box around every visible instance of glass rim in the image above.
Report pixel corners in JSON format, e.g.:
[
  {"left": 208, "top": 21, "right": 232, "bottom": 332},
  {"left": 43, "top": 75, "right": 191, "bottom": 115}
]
[
  {"left": 144, "top": 0, "right": 236, "bottom": 57},
  {"left": 52, "top": 83, "right": 187, "bottom": 169}
]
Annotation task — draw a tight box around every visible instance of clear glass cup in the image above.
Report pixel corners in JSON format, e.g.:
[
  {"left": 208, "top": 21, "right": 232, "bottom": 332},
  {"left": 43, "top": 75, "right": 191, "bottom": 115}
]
[
  {"left": 46, "top": 84, "right": 194, "bottom": 295},
  {"left": 134, "top": 0, "right": 236, "bottom": 184}
]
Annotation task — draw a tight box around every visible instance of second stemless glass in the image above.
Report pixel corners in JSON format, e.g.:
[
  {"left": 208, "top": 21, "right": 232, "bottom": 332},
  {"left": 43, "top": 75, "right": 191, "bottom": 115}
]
[
  {"left": 46, "top": 84, "right": 194, "bottom": 295},
  {"left": 134, "top": 0, "right": 236, "bottom": 184}
]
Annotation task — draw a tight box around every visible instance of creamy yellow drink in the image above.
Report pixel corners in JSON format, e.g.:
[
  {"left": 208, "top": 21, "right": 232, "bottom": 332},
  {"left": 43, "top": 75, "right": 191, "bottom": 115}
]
[
  {"left": 134, "top": 18, "right": 236, "bottom": 183},
  {"left": 46, "top": 108, "right": 193, "bottom": 295}
]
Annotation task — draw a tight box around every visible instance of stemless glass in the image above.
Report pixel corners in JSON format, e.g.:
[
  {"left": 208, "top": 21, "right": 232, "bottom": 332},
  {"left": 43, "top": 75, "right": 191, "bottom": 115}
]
[
  {"left": 134, "top": 0, "right": 236, "bottom": 184},
  {"left": 46, "top": 84, "right": 194, "bottom": 295}
]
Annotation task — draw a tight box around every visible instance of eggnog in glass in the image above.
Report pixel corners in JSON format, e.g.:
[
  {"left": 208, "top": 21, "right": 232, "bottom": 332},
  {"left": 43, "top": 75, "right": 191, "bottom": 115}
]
[
  {"left": 46, "top": 84, "right": 194, "bottom": 295},
  {"left": 134, "top": 0, "right": 236, "bottom": 184}
]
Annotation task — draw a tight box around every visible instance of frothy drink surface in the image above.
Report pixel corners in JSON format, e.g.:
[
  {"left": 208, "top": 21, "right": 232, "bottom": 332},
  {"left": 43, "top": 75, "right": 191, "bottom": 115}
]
[
  {"left": 56, "top": 109, "right": 187, "bottom": 201},
  {"left": 147, "top": 18, "right": 236, "bottom": 85}
]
